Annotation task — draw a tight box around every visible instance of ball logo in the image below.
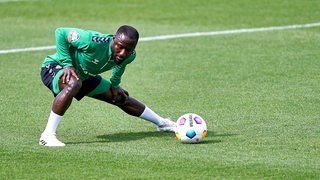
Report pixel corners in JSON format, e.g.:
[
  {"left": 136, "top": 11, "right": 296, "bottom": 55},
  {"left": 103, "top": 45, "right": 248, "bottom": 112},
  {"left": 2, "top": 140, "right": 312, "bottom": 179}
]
[{"left": 189, "top": 114, "right": 193, "bottom": 127}]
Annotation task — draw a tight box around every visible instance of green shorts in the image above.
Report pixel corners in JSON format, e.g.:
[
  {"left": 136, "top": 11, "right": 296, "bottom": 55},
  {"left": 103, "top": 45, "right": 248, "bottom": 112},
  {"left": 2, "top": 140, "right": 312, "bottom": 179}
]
[{"left": 40, "top": 63, "right": 111, "bottom": 100}]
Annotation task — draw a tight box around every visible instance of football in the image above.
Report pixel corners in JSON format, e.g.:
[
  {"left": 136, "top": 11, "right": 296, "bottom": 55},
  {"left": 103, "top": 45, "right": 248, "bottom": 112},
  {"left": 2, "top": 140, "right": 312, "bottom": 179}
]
[{"left": 175, "top": 113, "right": 207, "bottom": 143}]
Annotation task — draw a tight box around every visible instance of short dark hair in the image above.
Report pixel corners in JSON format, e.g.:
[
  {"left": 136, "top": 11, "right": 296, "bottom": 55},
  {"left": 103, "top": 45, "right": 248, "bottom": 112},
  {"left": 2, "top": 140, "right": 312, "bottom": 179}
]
[{"left": 116, "top": 25, "right": 139, "bottom": 43}]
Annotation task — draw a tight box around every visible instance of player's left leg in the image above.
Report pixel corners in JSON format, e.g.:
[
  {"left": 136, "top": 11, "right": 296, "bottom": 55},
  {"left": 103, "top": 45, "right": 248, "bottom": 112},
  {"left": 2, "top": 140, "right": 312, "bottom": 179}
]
[{"left": 86, "top": 76, "right": 176, "bottom": 132}]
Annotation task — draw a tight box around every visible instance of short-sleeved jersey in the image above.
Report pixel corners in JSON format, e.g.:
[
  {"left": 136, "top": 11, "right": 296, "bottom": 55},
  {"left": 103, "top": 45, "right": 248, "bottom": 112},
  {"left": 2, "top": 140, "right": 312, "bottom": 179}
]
[{"left": 42, "top": 28, "right": 136, "bottom": 88}]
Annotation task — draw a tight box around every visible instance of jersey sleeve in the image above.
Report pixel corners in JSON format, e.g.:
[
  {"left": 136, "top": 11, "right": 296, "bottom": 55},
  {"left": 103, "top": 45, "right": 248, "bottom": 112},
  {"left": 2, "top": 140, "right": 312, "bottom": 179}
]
[
  {"left": 110, "top": 64, "right": 126, "bottom": 88},
  {"left": 55, "top": 28, "right": 91, "bottom": 67},
  {"left": 110, "top": 51, "right": 136, "bottom": 88}
]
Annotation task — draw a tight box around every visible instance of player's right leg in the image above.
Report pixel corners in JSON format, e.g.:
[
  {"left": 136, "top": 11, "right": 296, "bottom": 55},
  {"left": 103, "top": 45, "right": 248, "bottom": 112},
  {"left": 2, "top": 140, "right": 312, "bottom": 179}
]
[{"left": 39, "top": 64, "right": 81, "bottom": 147}]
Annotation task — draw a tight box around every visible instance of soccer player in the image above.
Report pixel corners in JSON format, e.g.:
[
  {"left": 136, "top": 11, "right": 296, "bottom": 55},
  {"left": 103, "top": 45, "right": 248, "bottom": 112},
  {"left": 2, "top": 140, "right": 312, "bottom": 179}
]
[{"left": 39, "top": 25, "right": 176, "bottom": 147}]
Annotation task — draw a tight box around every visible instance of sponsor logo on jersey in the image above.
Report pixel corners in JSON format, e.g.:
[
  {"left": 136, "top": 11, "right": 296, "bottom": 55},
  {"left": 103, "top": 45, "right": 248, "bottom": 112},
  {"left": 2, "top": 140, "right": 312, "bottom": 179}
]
[
  {"left": 92, "top": 59, "right": 99, "bottom": 64},
  {"left": 68, "top": 30, "right": 80, "bottom": 43}
]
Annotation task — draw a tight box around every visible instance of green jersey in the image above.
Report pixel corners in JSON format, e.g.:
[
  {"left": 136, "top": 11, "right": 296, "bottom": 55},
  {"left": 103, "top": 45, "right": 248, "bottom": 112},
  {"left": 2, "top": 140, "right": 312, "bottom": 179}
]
[{"left": 42, "top": 28, "right": 136, "bottom": 88}]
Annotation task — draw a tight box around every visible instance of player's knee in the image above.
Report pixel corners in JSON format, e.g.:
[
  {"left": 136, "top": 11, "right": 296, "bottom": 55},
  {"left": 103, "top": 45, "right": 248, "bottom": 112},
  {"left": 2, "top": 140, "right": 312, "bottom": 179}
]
[
  {"left": 65, "top": 78, "right": 82, "bottom": 95},
  {"left": 113, "top": 94, "right": 128, "bottom": 106}
]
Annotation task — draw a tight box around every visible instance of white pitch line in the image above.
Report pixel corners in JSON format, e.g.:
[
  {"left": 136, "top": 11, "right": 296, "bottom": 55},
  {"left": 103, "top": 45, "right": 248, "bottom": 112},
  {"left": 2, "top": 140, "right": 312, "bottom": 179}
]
[
  {"left": 0, "top": 45, "right": 56, "bottom": 54},
  {"left": 1, "top": 22, "right": 320, "bottom": 55},
  {"left": 0, "top": 0, "right": 34, "bottom": 2}
]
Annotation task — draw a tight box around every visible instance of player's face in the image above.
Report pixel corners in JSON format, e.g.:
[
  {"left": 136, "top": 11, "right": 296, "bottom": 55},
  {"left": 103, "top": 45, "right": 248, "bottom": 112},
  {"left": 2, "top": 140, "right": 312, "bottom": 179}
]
[{"left": 111, "top": 34, "right": 136, "bottom": 64}]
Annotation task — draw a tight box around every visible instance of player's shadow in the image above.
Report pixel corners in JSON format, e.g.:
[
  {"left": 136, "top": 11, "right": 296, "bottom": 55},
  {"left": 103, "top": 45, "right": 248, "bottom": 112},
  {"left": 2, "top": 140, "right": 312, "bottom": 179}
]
[
  {"left": 97, "top": 131, "right": 173, "bottom": 142},
  {"left": 66, "top": 131, "right": 171, "bottom": 145},
  {"left": 66, "top": 131, "right": 236, "bottom": 145}
]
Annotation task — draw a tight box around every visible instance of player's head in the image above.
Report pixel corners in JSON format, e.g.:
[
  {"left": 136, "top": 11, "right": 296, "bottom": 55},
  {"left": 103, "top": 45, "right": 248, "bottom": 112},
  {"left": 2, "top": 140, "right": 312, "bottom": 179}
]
[{"left": 112, "top": 25, "right": 139, "bottom": 64}]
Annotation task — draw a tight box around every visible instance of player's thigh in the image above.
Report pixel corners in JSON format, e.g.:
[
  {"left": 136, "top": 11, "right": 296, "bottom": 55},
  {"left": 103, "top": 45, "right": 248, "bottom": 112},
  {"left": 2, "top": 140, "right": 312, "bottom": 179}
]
[
  {"left": 86, "top": 77, "right": 113, "bottom": 101},
  {"left": 40, "top": 63, "right": 63, "bottom": 95}
]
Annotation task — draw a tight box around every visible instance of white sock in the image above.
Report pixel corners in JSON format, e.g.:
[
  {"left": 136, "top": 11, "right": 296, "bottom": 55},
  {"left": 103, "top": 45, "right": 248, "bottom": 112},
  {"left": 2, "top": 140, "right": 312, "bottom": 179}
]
[
  {"left": 139, "top": 106, "right": 165, "bottom": 126},
  {"left": 43, "top": 111, "right": 63, "bottom": 135}
]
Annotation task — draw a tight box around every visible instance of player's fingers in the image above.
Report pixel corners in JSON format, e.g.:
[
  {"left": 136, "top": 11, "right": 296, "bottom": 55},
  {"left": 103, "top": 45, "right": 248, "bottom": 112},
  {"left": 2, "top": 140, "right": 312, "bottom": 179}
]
[
  {"left": 60, "top": 72, "right": 66, "bottom": 84},
  {"left": 118, "top": 89, "right": 128, "bottom": 102},
  {"left": 65, "top": 72, "right": 70, "bottom": 82},
  {"left": 111, "top": 89, "right": 118, "bottom": 103},
  {"left": 71, "top": 71, "right": 79, "bottom": 80},
  {"left": 122, "top": 89, "right": 129, "bottom": 96}
]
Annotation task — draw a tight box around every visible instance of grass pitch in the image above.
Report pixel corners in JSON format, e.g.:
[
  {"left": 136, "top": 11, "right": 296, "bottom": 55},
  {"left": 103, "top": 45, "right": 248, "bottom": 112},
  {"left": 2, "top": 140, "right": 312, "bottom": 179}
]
[{"left": 0, "top": 0, "right": 319, "bottom": 179}]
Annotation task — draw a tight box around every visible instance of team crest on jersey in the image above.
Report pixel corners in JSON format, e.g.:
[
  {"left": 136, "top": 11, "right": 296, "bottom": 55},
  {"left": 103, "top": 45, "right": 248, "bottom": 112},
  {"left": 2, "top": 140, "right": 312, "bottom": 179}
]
[{"left": 68, "top": 30, "right": 80, "bottom": 43}]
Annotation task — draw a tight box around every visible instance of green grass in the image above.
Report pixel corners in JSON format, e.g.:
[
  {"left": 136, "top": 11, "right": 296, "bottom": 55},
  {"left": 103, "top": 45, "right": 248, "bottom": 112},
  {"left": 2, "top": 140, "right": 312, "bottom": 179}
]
[{"left": 1, "top": 0, "right": 320, "bottom": 179}]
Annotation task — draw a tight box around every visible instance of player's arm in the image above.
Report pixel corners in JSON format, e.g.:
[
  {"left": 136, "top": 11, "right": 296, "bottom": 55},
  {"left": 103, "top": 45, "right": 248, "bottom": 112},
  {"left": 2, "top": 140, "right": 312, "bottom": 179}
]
[
  {"left": 110, "top": 64, "right": 125, "bottom": 89},
  {"left": 110, "top": 53, "right": 137, "bottom": 103},
  {"left": 55, "top": 28, "right": 90, "bottom": 82},
  {"left": 109, "top": 51, "right": 136, "bottom": 88},
  {"left": 109, "top": 64, "right": 127, "bottom": 102},
  {"left": 55, "top": 28, "right": 74, "bottom": 68}
]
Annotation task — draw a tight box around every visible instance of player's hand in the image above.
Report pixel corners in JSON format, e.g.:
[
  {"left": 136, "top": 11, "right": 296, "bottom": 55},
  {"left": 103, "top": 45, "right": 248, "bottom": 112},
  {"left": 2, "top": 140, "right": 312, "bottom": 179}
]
[
  {"left": 61, "top": 66, "right": 79, "bottom": 84},
  {"left": 111, "top": 87, "right": 129, "bottom": 104}
]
